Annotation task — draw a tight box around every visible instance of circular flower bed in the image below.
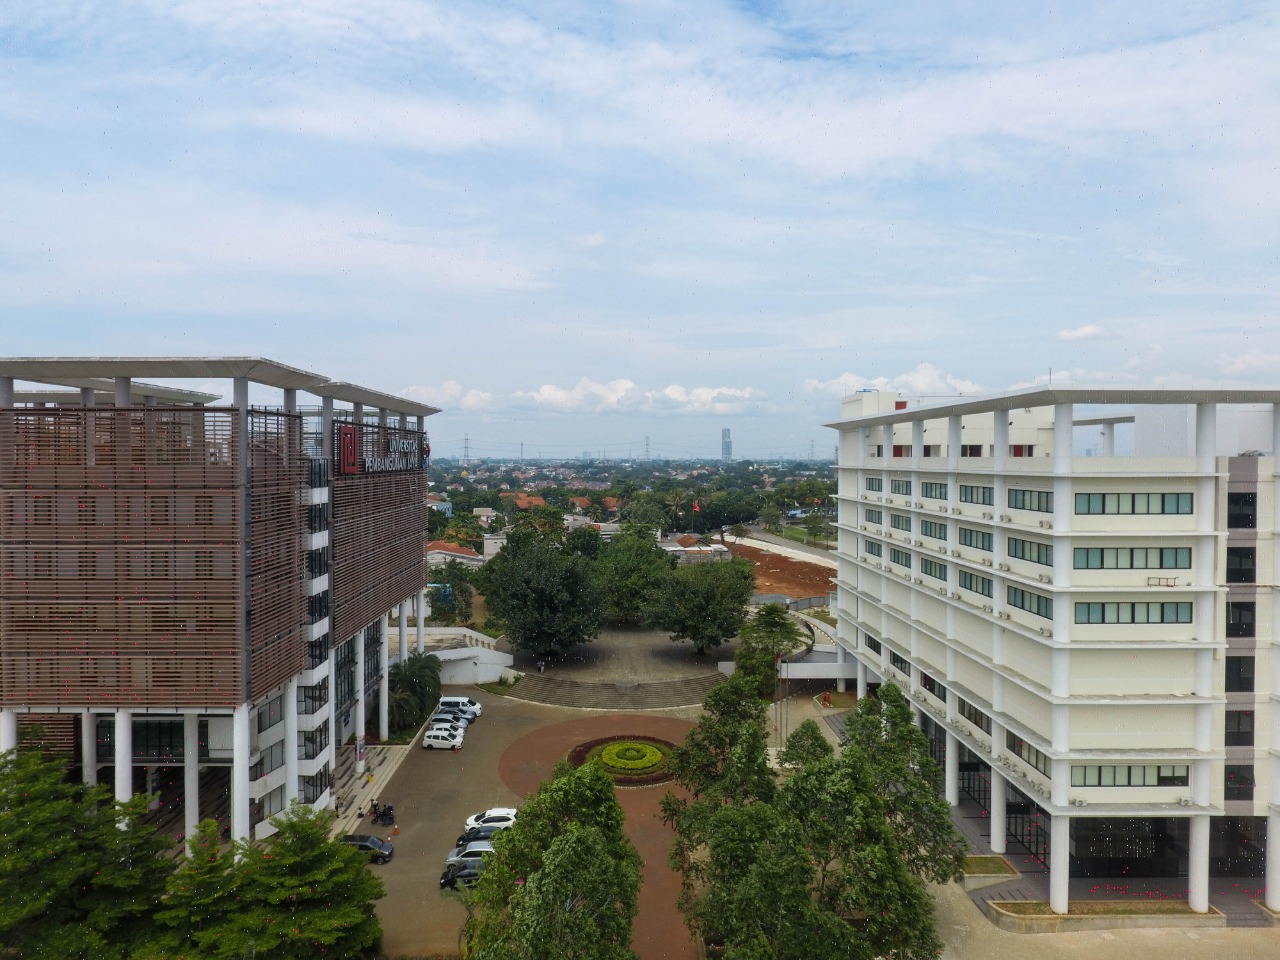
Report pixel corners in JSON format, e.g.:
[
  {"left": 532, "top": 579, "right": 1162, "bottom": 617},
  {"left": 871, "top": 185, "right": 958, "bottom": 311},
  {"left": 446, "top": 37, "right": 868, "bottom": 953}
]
[{"left": 568, "top": 735, "right": 677, "bottom": 787}]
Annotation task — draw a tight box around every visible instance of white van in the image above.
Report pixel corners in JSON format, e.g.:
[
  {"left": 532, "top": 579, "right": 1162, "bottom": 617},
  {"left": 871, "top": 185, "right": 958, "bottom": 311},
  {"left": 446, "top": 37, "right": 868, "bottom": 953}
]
[
  {"left": 422, "top": 729, "right": 464, "bottom": 751},
  {"left": 438, "top": 696, "right": 482, "bottom": 717}
]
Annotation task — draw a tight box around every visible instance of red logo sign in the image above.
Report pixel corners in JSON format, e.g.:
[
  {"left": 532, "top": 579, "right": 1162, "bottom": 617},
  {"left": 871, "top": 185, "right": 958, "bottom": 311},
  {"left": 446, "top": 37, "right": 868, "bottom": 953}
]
[{"left": 338, "top": 424, "right": 360, "bottom": 474}]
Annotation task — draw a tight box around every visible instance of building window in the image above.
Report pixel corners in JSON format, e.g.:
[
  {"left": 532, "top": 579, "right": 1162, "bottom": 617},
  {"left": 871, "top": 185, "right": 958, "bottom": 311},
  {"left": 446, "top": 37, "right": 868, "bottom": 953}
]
[
  {"left": 249, "top": 740, "right": 285, "bottom": 782},
  {"left": 957, "top": 699, "right": 991, "bottom": 734},
  {"left": 919, "top": 672, "right": 947, "bottom": 701},
  {"left": 1227, "top": 492, "right": 1257, "bottom": 529},
  {"left": 920, "top": 558, "right": 947, "bottom": 581},
  {"left": 1008, "top": 538, "right": 1053, "bottom": 566},
  {"left": 307, "top": 593, "right": 330, "bottom": 625},
  {"left": 889, "top": 651, "right": 910, "bottom": 675},
  {"left": 864, "top": 508, "right": 883, "bottom": 524},
  {"left": 1226, "top": 602, "right": 1255, "bottom": 638},
  {"left": 864, "top": 635, "right": 882, "bottom": 655},
  {"left": 921, "top": 520, "right": 947, "bottom": 540},
  {"left": 959, "top": 444, "right": 983, "bottom": 458},
  {"left": 256, "top": 696, "right": 284, "bottom": 733},
  {"left": 865, "top": 477, "right": 883, "bottom": 492},
  {"left": 959, "top": 527, "right": 993, "bottom": 552},
  {"left": 300, "top": 763, "right": 332, "bottom": 804},
  {"left": 1074, "top": 492, "right": 1193, "bottom": 515},
  {"left": 307, "top": 547, "right": 329, "bottom": 579},
  {"left": 959, "top": 484, "right": 994, "bottom": 505},
  {"left": 307, "top": 636, "right": 330, "bottom": 669},
  {"left": 1225, "top": 655, "right": 1255, "bottom": 693},
  {"left": 1224, "top": 766, "right": 1255, "bottom": 802},
  {"left": 1007, "top": 586, "right": 1053, "bottom": 620},
  {"left": 958, "top": 570, "right": 994, "bottom": 597},
  {"left": 890, "top": 513, "right": 912, "bottom": 532},
  {"left": 1071, "top": 765, "right": 1189, "bottom": 787},
  {"left": 889, "top": 548, "right": 912, "bottom": 568},
  {"left": 1005, "top": 732, "right": 1051, "bottom": 777},
  {"left": 300, "top": 722, "right": 330, "bottom": 760},
  {"left": 255, "top": 785, "right": 287, "bottom": 825},
  {"left": 298, "top": 682, "right": 329, "bottom": 716},
  {"left": 1226, "top": 547, "right": 1256, "bottom": 584},
  {"left": 864, "top": 539, "right": 883, "bottom": 558},
  {"left": 1225, "top": 710, "right": 1254, "bottom": 746},
  {"left": 1073, "top": 547, "right": 1191, "bottom": 569},
  {"left": 1008, "top": 489, "right": 1053, "bottom": 513},
  {"left": 1074, "top": 601, "right": 1192, "bottom": 624},
  {"left": 891, "top": 479, "right": 912, "bottom": 495},
  {"left": 922, "top": 482, "right": 948, "bottom": 500}
]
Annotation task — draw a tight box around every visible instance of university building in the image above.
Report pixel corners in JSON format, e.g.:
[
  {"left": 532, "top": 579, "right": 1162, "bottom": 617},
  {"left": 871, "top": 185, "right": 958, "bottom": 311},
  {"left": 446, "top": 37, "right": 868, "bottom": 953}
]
[
  {"left": 0, "top": 358, "right": 438, "bottom": 841},
  {"left": 827, "top": 387, "right": 1279, "bottom": 914}
]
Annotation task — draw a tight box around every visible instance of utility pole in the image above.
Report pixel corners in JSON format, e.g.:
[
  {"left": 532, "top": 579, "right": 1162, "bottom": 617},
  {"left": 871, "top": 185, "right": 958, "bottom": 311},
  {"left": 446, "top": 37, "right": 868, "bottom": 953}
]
[
  {"left": 463, "top": 434, "right": 470, "bottom": 467},
  {"left": 644, "top": 436, "right": 650, "bottom": 461},
  {"left": 520, "top": 441, "right": 523, "bottom": 464}
]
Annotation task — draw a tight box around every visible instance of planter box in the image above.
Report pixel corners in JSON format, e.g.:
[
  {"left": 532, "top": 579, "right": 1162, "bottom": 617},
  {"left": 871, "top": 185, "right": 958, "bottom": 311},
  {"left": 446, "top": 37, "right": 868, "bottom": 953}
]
[{"left": 984, "top": 901, "right": 1225, "bottom": 934}]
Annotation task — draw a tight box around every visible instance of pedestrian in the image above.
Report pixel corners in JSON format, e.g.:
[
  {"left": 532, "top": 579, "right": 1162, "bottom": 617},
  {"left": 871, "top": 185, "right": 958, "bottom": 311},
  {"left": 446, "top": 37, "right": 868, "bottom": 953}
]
[{"left": 537, "top": 659, "right": 545, "bottom": 673}]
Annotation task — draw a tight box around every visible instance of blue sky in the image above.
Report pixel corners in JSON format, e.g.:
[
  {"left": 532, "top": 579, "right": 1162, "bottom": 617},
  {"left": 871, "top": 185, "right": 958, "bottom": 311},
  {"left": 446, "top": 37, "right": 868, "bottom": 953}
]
[{"left": 2, "top": 2, "right": 1277, "bottom": 460}]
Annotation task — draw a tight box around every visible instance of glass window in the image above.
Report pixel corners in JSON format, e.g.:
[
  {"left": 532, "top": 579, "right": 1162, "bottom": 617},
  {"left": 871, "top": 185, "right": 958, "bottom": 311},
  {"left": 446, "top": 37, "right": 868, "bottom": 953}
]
[
  {"left": 959, "top": 484, "right": 994, "bottom": 505},
  {"left": 891, "top": 479, "right": 912, "bottom": 495},
  {"left": 865, "top": 477, "right": 883, "bottom": 492},
  {"left": 1226, "top": 602, "right": 1255, "bottom": 638},
  {"left": 922, "top": 482, "right": 948, "bottom": 500},
  {"left": 1227, "top": 491, "right": 1257, "bottom": 529},
  {"left": 959, "top": 527, "right": 992, "bottom": 551},
  {"left": 1226, "top": 548, "right": 1256, "bottom": 584},
  {"left": 1225, "top": 710, "right": 1254, "bottom": 746},
  {"left": 863, "top": 539, "right": 883, "bottom": 558},
  {"left": 920, "top": 558, "right": 947, "bottom": 581},
  {"left": 921, "top": 520, "right": 947, "bottom": 540},
  {"left": 1225, "top": 765, "right": 1254, "bottom": 801}
]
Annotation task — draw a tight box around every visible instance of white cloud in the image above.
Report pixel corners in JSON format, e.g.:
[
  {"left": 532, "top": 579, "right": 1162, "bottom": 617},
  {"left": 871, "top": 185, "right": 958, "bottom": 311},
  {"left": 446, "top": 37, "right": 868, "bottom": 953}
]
[
  {"left": 512, "top": 378, "right": 758, "bottom": 414},
  {"left": 803, "top": 364, "right": 986, "bottom": 399},
  {"left": 404, "top": 381, "right": 494, "bottom": 411},
  {"left": 1057, "top": 324, "right": 1107, "bottom": 341},
  {"left": 1215, "top": 352, "right": 1280, "bottom": 377}
]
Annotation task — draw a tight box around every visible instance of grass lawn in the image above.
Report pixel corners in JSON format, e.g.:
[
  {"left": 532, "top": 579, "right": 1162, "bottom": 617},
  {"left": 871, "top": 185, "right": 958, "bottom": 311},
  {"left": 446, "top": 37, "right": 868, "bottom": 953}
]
[
  {"left": 476, "top": 678, "right": 518, "bottom": 697},
  {"left": 773, "top": 525, "right": 835, "bottom": 548},
  {"left": 994, "top": 900, "right": 1199, "bottom": 916},
  {"left": 964, "top": 855, "right": 1018, "bottom": 876}
]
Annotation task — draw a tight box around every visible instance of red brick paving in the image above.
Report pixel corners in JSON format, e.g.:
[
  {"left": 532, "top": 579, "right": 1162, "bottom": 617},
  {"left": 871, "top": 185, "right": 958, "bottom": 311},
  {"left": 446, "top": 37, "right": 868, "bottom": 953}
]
[{"left": 498, "top": 714, "right": 700, "bottom": 960}]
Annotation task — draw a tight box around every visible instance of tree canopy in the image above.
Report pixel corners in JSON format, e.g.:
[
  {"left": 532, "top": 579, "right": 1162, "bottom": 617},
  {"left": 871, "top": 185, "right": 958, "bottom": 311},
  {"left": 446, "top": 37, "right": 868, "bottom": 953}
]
[
  {"left": 733, "top": 604, "right": 804, "bottom": 698},
  {"left": 643, "top": 558, "right": 755, "bottom": 654},
  {"left": 596, "top": 527, "right": 677, "bottom": 624}
]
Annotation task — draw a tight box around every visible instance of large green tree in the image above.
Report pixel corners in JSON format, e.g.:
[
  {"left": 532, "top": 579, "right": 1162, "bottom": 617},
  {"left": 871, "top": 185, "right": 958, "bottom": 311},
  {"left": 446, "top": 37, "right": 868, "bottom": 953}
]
[
  {"left": 0, "top": 747, "right": 171, "bottom": 960},
  {"left": 387, "top": 651, "right": 443, "bottom": 733},
  {"left": 596, "top": 527, "right": 677, "bottom": 624},
  {"left": 478, "top": 527, "right": 605, "bottom": 656},
  {"left": 644, "top": 558, "right": 755, "bottom": 654},
  {"left": 428, "top": 559, "right": 475, "bottom": 625},
  {"left": 733, "top": 604, "right": 804, "bottom": 699}
]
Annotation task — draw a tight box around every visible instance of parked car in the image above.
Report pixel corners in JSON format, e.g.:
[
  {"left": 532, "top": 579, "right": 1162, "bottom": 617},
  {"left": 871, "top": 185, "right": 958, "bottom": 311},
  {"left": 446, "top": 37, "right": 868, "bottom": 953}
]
[
  {"left": 422, "top": 728, "right": 464, "bottom": 750},
  {"left": 428, "top": 711, "right": 472, "bottom": 729},
  {"left": 445, "top": 839, "right": 495, "bottom": 868},
  {"left": 428, "top": 719, "right": 467, "bottom": 737},
  {"left": 344, "top": 834, "right": 394, "bottom": 864},
  {"left": 454, "top": 823, "right": 508, "bottom": 847},
  {"left": 440, "top": 860, "right": 485, "bottom": 890},
  {"left": 438, "top": 695, "right": 483, "bottom": 717},
  {"left": 464, "top": 807, "right": 518, "bottom": 830}
]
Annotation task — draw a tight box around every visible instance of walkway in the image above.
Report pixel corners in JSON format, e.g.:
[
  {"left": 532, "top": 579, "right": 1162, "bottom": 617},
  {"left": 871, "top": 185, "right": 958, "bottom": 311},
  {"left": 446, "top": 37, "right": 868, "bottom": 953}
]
[{"left": 505, "top": 672, "right": 723, "bottom": 710}]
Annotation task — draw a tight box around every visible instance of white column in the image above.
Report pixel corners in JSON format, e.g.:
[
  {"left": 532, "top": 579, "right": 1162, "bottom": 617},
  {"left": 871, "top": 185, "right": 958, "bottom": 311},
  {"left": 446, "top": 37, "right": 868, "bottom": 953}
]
[
  {"left": 113, "top": 708, "right": 132, "bottom": 805},
  {"left": 0, "top": 708, "right": 17, "bottom": 753},
  {"left": 944, "top": 731, "right": 960, "bottom": 807},
  {"left": 0, "top": 376, "right": 13, "bottom": 406},
  {"left": 114, "top": 376, "right": 131, "bottom": 408},
  {"left": 1188, "top": 814, "right": 1210, "bottom": 913},
  {"left": 989, "top": 773, "right": 1007, "bottom": 854},
  {"left": 183, "top": 714, "right": 200, "bottom": 843},
  {"left": 1052, "top": 403, "right": 1073, "bottom": 469},
  {"left": 946, "top": 415, "right": 961, "bottom": 468},
  {"left": 284, "top": 677, "right": 299, "bottom": 803},
  {"left": 1101, "top": 423, "right": 1115, "bottom": 457},
  {"left": 231, "top": 703, "right": 251, "bottom": 842},
  {"left": 415, "top": 590, "right": 425, "bottom": 654},
  {"left": 327, "top": 642, "right": 339, "bottom": 784},
  {"left": 398, "top": 600, "right": 408, "bottom": 663},
  {"left": 379, "top": 612, "right": 390, "bottom": 741},
  {"left": 835, "top": 642, "right": 846, "bottom": 694},
  {"left": 856, "top": 659, "right": 868, "bottom": 699},
  {"left": 81, "top": 711, "right": 97, "bottom": 784},
  {"left": 1049, "top": 814, "right": 1070, "bottom": 914},
  {"left": 1266, "top": 813, "right": 1280, "bottom": 912},
  {"left": 355, "top": 631, "right": 366, "bottom": 776}
]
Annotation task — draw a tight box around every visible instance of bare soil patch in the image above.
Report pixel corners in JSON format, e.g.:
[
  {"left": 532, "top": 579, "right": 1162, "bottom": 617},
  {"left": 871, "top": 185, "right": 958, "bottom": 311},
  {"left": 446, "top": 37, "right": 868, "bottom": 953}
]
[{"left": 729, "top": 543, "right": 835, "bottom": 600}]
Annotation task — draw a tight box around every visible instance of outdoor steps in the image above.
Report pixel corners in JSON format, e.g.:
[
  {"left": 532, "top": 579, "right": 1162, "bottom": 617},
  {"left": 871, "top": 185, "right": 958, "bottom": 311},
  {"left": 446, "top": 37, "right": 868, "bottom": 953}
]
[{"left": 504, "top": 672, "right": 723, "bottom": 710}]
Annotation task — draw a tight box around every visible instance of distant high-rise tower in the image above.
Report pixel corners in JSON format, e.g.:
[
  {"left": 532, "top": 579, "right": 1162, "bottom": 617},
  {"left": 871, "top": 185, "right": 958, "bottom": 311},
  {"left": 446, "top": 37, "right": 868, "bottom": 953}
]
[{"left": 721, "top": 428, "right": 732, "bottom": 461}]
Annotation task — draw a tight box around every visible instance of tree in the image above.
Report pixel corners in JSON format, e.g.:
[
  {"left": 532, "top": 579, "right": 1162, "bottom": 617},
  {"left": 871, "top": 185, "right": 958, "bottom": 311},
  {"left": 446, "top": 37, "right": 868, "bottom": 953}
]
[
  {"left": 0, "top": 747, "right": 171, "bottom": 960},
  {"left": 230, "top": 803, "right": 385, "bottom": 959},
  {"left": 478, "top": 527, "right": 605, "bottom": 657},
  {"left": 644, "top": 558, "right": 755, "bottom": 654},
  {"left": 733, "top": 604, "right": 803, "bottom": 699},
  {"left": 387, "top": 651, "right": 442, "bottom": 733},
  {"left": 618, "top": 498, "right": 666, "bottom": 530},
  {"left": 758, "top": 504, "right": 783, "bottom": 532},
  {"left": 842, "top": 683, "right": 967, "bottom": 885},
  {"left": 803, "top": 511, "right": 830, "bottom": 545},
  {"left": 777, "top": 718, "right": 834, "bottom": 770},
  {"left": 564, "top": 523, "right": 604, "bottom": 559},
  {"left": 429, "top": 559, "right": 475, "bottom": 625},
  {"left": 596, "top": 527, "right": 677, "bottom": 624}
]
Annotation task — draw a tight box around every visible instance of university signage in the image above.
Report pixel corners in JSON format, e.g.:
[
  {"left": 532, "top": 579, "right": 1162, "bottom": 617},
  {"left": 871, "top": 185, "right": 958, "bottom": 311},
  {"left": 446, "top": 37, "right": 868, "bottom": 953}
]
[{"left": 335, "top": 424, "right": 429, "bottom": 475}]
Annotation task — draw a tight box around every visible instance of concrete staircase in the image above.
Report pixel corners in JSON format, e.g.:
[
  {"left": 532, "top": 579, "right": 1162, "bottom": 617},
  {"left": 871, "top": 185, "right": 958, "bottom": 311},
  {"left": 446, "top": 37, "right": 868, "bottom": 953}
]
[{"left": 504, "top": 672, "right": 723, "bottom": 710}]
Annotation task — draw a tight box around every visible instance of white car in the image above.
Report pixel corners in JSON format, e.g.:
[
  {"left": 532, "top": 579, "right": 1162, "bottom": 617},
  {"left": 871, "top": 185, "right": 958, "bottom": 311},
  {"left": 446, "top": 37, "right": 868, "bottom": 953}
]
[
  {"left": 422, "top": 729, "right": 464, "bottom": 750},
  {"left": 464, "top": 807, "right": 518, "bottom": 830},
  {"left": 428, "top": 720, "right": 466, "bottom": 738},
  {"left": 429, "top": 712, "right": 471, "bottom": 729},
  {"left": 438, "top": 696, "right": 483, "bottom": 717}
]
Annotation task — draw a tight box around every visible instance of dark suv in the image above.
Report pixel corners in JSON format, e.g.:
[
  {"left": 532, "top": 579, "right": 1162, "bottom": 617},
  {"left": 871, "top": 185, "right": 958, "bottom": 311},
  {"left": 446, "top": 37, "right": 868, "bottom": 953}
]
[
  {"left": 440, "top": 860, "right": 485, "bottom": 890},
  {"left": 344, "top": 834, "right": 394, "bottom": 864},
  {"left": 454, "top": 823, "right": 506, "bottom": 848}
]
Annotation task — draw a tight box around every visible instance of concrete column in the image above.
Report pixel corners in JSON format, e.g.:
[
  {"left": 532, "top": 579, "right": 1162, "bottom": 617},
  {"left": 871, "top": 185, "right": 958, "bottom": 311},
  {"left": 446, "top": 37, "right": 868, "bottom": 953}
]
[
  {"left": 231, "top": 703, "right": 251, "bottom": 842},
  {"left": 0, "top": 708, "right": 17, "bottom": 753},
  {"left": 81, "top": 386, "right": 97, "bottom": 468},
  {"left": 835, "top": 641, "right": 847, "bottom": 694},
  {"left": 944, "top": 731, "right": 960, "bottom": 806},
  {"left": 283, "top": 387, "right": 296, "bottom": 414},
  {"left": 989, "top": 773, "right": 1007, "bottom": 854},
  {"left": 326, "top": 646, "right": 339, "bottom": 795},
  {"left": 1052, "top": 403, "right": 1073, "bottom": 470},
  {"left": 1051, "top": 702, "right": 1069, "bottom": 751},
  {"left": 416, "top": 590, "right": 425, "bottom": 654},
  {"left": 379, "top": 612, "right": 390, "bottom": 741},
  {"left": 1101, "top": 423, "right": 1115, "bottom": 457},
  {"left": 1266, "top": 812, "right": 1280, "bottom": 911},
  {"left": 1051, "top": 758, "right": 1070, "bottom": 808},
  {"left": 0, "top": 376, "right": 13, "bottom": 406},
  {"left": 284, "top": 677, "right": 299, "bottom": 803},
  {"left": 355, "top": 631, "right": 367, "bottom": 776},
  {"left": 183, "top": 714, "right": 200, "bottom": 843},
  {"left": 320, "top": 396, "right": 334, "bottom": 461},
  {"left": 946, "top": 415, "right": 961, "bottom": 468},
  {"left": 114, "top": 377, "right": 131, "bottom": 408},
  {"left": 993, "top": 411, "right": 1009, "bottom": 465},
  {"left": 1188, "top": 814, "right": 1210, "bottom": 913},
  {"left": 910, "top": 419, "right": 924, "bottom": 466},
  {"left": 398, "top": 600, "right": 408, "bottom": 663},
  {"left": 1049, "top": 815, "right": 1070, "bottom": 914},
  {"left": 113, "top": 709, "right": 133, "bottom": 806},
  {"left": 856, "top": 659, "right": 867, "bottom": 699},
  {"left": 81, "top": 711, "right": 97, "bottom": 784}
]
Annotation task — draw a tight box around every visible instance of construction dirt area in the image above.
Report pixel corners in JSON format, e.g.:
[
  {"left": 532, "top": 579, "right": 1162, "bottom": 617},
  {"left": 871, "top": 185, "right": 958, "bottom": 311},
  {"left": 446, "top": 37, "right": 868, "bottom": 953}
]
[{"left": 728, "top": 542, "right": 836, "bottom": 600}]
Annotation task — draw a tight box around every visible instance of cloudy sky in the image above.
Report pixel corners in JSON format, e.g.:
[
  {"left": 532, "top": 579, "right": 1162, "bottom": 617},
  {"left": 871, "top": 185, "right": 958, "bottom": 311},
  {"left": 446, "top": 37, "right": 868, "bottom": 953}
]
[{"left": 2, "top": 2, "right": 1278, "bottom": 460}]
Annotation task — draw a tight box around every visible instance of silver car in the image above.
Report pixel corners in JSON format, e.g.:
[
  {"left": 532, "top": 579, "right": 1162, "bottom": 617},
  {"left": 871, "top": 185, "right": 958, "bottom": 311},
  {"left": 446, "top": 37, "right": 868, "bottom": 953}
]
[{"left": 445, "top": 839, "right": 495, "bottom": 868}]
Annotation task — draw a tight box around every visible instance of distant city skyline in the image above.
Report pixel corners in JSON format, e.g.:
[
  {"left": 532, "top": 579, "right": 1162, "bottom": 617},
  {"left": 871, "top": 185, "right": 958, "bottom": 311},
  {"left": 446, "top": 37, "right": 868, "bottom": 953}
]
[{"left": 3, "top": 3, "right": 1278, "bottom": 456}]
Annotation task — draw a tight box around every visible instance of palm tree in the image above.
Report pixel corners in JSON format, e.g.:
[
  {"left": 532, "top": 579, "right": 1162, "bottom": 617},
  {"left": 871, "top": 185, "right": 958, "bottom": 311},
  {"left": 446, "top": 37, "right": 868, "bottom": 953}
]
[{"left": 664, "top": 489, "right": 690, "bottom": 530}]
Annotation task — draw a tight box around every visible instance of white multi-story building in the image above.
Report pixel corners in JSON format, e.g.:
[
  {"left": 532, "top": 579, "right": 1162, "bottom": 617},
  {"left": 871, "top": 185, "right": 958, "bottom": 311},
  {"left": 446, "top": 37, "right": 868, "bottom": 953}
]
[{"left": 826, "top": 387, "right": 1278, "bottom": 914}]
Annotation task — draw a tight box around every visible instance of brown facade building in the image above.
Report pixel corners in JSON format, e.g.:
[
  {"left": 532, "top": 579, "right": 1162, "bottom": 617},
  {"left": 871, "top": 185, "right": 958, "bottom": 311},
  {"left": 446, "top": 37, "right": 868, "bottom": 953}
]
[{"left": 0, "top": 358, "right": 438, "bottom": 841}]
